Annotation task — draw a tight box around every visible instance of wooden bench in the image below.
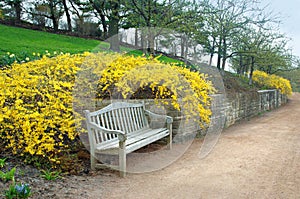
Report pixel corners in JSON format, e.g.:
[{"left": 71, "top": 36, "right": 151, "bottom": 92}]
[{"left": 84, "top": 102, "right": 173, "bottom": 177}]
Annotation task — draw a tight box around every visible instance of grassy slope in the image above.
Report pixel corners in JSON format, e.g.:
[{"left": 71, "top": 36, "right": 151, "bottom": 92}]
[
  {"left": 0, "top": 24, "right": 105, "bottom": 56},
  {"left": 0, "top": 24, "right": 183, "bottom": 65}
]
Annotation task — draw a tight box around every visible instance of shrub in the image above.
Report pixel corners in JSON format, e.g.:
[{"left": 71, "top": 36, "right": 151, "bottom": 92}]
[
  {"left": 252, "top": 70, "right": 292, "bottom": 95},
  {"left": 0, "top": 53, "right": 87, "bottom": 166},
  {"left": 0, "top": 52, "right": 215, "bottom": 168}
]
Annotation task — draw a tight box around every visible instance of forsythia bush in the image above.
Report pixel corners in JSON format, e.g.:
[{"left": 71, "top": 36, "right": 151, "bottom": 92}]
[
  {"left": 0, "top": 52, "right": 215, "bottom": 167},
  {"left": 97, "top": 55, "right": 215, "bottom": 126},
  {"left": 0, "top": 53, "right": 87, "bottom": 165},
  {"left": 252, "top": 70, "right": 292, "bottom": 95}
]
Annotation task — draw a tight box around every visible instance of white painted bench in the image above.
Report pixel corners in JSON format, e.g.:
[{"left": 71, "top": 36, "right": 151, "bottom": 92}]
[{"left": 84, "top": 102, "right": 173, "bottom": 177}]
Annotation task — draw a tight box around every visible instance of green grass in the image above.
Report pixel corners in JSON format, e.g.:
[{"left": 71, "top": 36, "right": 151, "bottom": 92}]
[
  {"left": 0, "top": 24, "right": 105, "bottom": 56},
  {"left": 126, "top": 49, "right": 184, "bottom": 65},
  {"left": 0, "top": 24, "right": 182, "bottom": 65}
]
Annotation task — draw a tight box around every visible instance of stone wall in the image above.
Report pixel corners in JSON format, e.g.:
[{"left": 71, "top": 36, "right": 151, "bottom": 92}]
[
  {"left": 174, "top": 89, "right": 288, "bottom": 142},
  {"left": 224, "top": 89, "right": 287, "bottom": 128},
  {"left": 94, "top": 89, "right": 288, "bottom": 143}
]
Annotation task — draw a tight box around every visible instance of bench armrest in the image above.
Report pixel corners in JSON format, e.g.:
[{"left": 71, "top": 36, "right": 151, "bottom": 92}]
[
  {"left": 144, "top": 110, "right": 173, "bottom": 124},
  {"left": 88, "top": 121, "right": 127, "bottom": 141}
]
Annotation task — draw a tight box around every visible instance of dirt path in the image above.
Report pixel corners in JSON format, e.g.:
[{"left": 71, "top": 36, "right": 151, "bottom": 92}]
[{"left": 57, "top": 93, "right": 300, "bottom": 199}]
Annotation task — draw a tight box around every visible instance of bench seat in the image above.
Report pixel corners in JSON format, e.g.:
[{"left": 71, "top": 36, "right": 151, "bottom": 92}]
[{"left": 96, "top": 127, "right": 168, "bottom": 154}]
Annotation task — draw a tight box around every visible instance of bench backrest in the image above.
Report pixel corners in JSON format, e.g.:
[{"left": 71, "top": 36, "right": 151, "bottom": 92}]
[{"left": 86, "top": 102, "right": 149, "bottom": 143}]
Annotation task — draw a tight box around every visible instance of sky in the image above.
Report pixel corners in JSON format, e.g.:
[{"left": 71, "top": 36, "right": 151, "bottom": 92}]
[{"left": 261, "top": 0, "right": 300, "bottom": 57}]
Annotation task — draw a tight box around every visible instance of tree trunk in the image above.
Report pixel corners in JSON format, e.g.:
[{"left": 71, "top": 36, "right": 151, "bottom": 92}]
[
  {"left": 52, "top": 16, "right": 58, "bottom": 31},
  {"left": 221, "top": 38, "right": 227, "bottom": 71},
  {"left": 216, "top": 36, "right": 222, "bottom": 70},
  {"left": 100, "top": 13, "right": 108, "bottom": 39},
  {"left": 249, "top": 56, "right": 255, "bottom": 85},
  {"left": 209, "top": 38, "right": 216, "bottom": 67},
  {"left": 135, "top": 28, "right": 139, "bottom": 47},
  {"left": 108, "top": 19, "right": 120, "bottom": 52},
  {"left": 146, "top": 27, "right": 155, "bottom": 55},
  {"left": 209, "top": 53, "right": 213, "bottom": 67},
  {"left": 184, "top": 38, "right": 188, "bottom": 64},
  {"left": 221, "top": 57, "right": 226, "bottom": 71},
  {"left": 267, "top": 65, "right": 272, "bottom": 74},
  {"left": 238, "top": 54, "right": 243, "bottom": 75},
  {"left": 217, "top": 52, "right": 221, "bottom": 70},
  {"left": 181, "top": 34, "right": 186, "bottom": 57},
  {"left": 14, "top": 1, "right": 22, "bottom": 23},
  {"left": 62, "top": 0, "right": 72, "bottom": 31},
  {"left": 49, "top": 3, "right": 58, "bottom": 31},
  {"left": 108, "top": 1, "right": 120, "bottom": 52},
  {"left": 141, "top": 30, "right": 145, "bottom": 52}
]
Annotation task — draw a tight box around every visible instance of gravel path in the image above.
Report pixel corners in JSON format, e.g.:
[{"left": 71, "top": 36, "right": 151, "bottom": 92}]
[{"left": 97, "top": 93, "right": 300, "bottom": 199}]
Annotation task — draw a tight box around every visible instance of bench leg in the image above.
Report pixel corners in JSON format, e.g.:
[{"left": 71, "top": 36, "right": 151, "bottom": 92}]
[
  {"left": 90, "top": 148, "right": 96, "bottom": 170},
  {"left": 119, "top": 141, "right": 126, "bottom": 177},
  {"left": 167, "top": 123, "right": 173, "bottom": 150}
]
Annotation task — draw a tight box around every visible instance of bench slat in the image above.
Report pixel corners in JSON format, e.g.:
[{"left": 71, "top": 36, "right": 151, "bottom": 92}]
[
  {"left": 112, "top": 109, "right": 118, "bottom": 130},
  {"left": 118, "top": 108, "right": 126, "bottom": 133},
  {"left": 126, "top": 129, "right": 169, "bottom": 154},
  {"left": 137, "top": 107, "right": 143, "bottom": 128},
  {"left": 121, "top": 108, "right": 129, "bottom": 133},
  {"left": 92, "top": 116, "right": 101, "bottom": 143},
  {"left": 130, "top": 107, "right": 137, "bottom": 132},
  {"left": 94, "top": 116, "right": 101, "bottom": 142},
  {"left": 125, "top": 108, "right": 133, "bottom": 133},
  {"left": 89, "top": 102, "right": 143, "bottom": 116},
  {"left": 100, "top": 114, "right": 108, "bottom": 141},
  {"left": 95, "top": 128, "right": 168, "bottom": 153},
  {"left": 105, "top": 112, "right": 113, "bottom": 140},
  {"left": 132, "top": 107, "right": 140, "bottom": 130}
]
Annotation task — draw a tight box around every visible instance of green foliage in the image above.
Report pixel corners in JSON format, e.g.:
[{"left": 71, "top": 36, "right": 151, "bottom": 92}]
[
  {"left": 0, "top": 167, "right": 16, "bottom": 182},
  {"left": 4, "top": 183, "right": 31, "bottom": 199},
  {"left": 4, "top": 183, "right": 17, "bottom": 199},
  {"left": 1, "top": 157, "right": 31, "bottom": 199},
  {"left": 40, "top": 169, "right": 61, "bottom": 180},
  {"left": 0, "top": 158, "right": 6, "bottom": 168},
  {"left": 277, "top": 69, "right": 300, "bottom": 92}
]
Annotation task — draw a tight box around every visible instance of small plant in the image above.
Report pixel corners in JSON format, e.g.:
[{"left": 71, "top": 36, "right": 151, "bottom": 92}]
[
  {"left": 0, "top": 158, "right": 6, "bottom": 168},
  {"left": 0, "top": 161, "right": 31, "bottom": 199},
  {"left": 15, "top": 183, "right": 31, "bottom": 198},
  {"left": 4, "top": 183, "right": 17, "bottom": 199},
  {"left": 4, "top": 183, "right": 31, "bottom": 199},
  {"left": 40, "top": 169, "right": 61, "bottom": 180},
  {"left": 0, "top": 167, "right": 16, "bottom": 182}
]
